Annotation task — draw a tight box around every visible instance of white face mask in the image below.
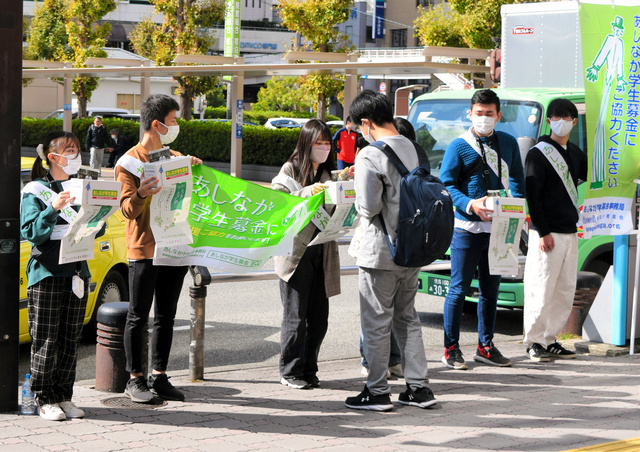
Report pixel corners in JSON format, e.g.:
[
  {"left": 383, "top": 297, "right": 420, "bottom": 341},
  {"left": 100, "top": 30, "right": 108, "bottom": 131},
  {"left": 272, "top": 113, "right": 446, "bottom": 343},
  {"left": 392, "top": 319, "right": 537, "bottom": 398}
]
[
  {"left": 53, "top": 153, "right": 82, "bottom": 176},
  {"left": 111, "top": 135, "right": 117, "bottom": 140},
  {"left": 362, "top": 122, "right": 374, "bottom": 143},
  {"left": 310, "top": 144, "right": 331, "bottom": 163},
  {"left": 471, "top": 115, "right": 497, "bottom": 135},
  {"left": 549, "top": 119, "right": 574, "bottom": 137},
  {"left": 158, "top": 121, "right": 180, "bottom": 145}
]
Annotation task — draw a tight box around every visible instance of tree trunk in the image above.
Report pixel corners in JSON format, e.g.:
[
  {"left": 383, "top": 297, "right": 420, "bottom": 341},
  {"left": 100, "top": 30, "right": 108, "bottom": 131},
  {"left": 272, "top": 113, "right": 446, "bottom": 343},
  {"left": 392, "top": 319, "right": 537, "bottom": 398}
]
[
  {"left": 78, "top": 96, "right": 87, "bottom": 119},
  {"left": 180, "top": 83, "right": 193, "bottom": 121},
  {"left": 317, "top": 93, "right": 326, "bottom": 122}
]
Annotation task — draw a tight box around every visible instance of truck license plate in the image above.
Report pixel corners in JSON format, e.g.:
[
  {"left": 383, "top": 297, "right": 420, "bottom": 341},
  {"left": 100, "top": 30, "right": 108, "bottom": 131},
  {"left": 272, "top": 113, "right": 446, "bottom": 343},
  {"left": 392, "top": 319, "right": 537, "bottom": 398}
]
[{"left": 427, "top": 276, "right": 450, "bottom": 297}]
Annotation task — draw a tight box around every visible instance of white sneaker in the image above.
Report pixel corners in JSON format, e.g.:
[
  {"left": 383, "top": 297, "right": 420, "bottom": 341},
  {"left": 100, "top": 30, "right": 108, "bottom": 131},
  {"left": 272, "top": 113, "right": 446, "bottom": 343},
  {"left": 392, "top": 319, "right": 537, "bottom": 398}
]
[
  {"left": 39, "top": 403, "right": 66, "bottom": 421},
  {"left": 361, "top": 366, "right": 392, "bottom": 379},
  {"left": 388, "top": 363, "right": 404, "bottom": 379},
  {"left": 59, "top": 401, "right": 85, "bottom": 419}
]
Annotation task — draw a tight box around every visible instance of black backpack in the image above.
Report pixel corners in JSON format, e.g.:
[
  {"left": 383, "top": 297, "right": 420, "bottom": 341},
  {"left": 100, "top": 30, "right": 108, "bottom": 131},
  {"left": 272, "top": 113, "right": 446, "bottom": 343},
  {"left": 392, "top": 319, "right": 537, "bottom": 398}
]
[{"left": 369, "top": 140, "right": 454, "bottom": 268}]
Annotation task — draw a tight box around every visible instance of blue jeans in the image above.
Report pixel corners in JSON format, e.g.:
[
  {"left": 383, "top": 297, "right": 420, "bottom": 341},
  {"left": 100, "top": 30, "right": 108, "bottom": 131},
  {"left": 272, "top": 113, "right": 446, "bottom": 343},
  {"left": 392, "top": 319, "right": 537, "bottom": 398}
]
[
  {"left": 337, "top": 159, "right": 351, "bottom": 170},
  {"left": 443, "top": 229, "right": 501, "bottom": 348}
]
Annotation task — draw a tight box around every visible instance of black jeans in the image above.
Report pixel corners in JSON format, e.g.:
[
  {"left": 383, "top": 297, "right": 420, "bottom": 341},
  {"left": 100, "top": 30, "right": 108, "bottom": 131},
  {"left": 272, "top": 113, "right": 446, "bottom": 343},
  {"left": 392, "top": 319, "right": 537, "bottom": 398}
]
[
  {"left": 124, "top": 260, "right": 188, "bottom": 374},
  {"left": 279, "top": 244, "right": 329, "bottom": 379}
]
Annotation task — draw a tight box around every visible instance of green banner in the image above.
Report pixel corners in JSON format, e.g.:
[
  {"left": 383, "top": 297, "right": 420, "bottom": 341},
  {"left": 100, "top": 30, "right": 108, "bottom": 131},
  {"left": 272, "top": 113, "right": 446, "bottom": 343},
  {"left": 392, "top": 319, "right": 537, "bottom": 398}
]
[
  {"left": 154, "top": 165, "right": 324, "bottom": 273},
  {"left": 580, "top": 1, "right": 640, "bottom": 237},
  {"left": 224, "top": 0, "right": 240, "bottom": 58}
]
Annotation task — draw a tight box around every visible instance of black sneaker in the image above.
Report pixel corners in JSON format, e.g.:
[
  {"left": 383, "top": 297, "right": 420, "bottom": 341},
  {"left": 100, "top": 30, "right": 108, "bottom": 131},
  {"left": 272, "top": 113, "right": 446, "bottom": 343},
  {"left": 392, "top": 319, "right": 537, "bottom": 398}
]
[
  {"left": 148, "top": 373, "right": 185, "bottom": 401},
  {"left": 442, "top": 344, "right": 468, "bottom": 370},
  {"left": 280, "top": 376, "right": 310, "bottom": 389},
  {"left": 303, "top": 375, "right": 320, "bottom": 388},
  {"left": 546, "top": 342, "right": 576, "bottom": 359},
  {"left": 398, "top": 384, "right": 438, "bottom": 409},
  {"left": 474, "top": 343, "right": 512, "bottom": 367},
  {"left": 124, "top": 376, "right": 154, "bottom": 403},
  {"left": 345, "top": 385, "right": 393, "bottom": 412},
  {"left": 527, "top": 343, "right": 551, "bottom": 362}
]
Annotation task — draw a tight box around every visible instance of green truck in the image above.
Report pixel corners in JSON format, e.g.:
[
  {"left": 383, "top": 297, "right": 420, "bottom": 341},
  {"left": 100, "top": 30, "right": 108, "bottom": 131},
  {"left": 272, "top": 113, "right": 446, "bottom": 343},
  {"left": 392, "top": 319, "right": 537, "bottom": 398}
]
[{"left": 407, "top": 88, "right": 613, "bottom": 308}]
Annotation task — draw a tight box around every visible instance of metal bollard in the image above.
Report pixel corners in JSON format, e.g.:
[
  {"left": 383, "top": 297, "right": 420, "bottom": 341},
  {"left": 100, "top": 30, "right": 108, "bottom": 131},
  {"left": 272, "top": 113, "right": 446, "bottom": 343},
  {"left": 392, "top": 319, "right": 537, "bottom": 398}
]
[
  {"left": 95, "top": 302, "right": 130, "bottom": 393},
  {"left": 188, "top": 266, "right": 211, "bottom": 381}
]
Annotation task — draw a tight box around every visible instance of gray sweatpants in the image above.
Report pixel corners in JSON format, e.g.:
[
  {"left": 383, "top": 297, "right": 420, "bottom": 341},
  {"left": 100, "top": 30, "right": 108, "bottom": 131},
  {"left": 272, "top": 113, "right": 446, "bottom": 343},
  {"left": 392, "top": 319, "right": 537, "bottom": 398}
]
[{"left": 359, "top": 266, "right": 430, "bottom": 396}]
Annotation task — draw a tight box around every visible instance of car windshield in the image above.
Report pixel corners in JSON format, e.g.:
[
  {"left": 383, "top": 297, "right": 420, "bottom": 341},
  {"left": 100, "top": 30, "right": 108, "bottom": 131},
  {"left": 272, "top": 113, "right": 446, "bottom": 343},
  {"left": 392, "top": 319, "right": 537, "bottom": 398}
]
[{"left": 407, "top": 99, "right": 543, "bottom": 173}]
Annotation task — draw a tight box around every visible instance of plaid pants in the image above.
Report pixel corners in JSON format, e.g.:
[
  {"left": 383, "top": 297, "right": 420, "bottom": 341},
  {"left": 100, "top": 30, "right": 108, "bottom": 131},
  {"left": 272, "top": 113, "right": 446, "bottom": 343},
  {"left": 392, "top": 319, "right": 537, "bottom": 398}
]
[{"left": 27, "top": 276, "right": 88, "bottom": 405}]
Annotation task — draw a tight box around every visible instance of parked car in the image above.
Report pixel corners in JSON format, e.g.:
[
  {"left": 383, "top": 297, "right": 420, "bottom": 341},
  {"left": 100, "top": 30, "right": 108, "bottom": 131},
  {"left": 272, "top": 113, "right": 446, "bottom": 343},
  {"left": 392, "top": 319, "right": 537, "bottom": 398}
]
[
  {"left": 264, "top": 118, "right": 309, "bottom": 129},
  {"left": 408, "top": 88, "right": 612, "bottom": 309},
  {"left": 19, "top": 157, "right": 129, "bottom": 342},
  {"left": 44, "top": 107, "right": 131, "bottom": 120},
  {"left": 197, "top": 118, "right": 259, "bottom": 126},
  {"left": 326, "top": 120, "right": 344, "bottom": 127}
]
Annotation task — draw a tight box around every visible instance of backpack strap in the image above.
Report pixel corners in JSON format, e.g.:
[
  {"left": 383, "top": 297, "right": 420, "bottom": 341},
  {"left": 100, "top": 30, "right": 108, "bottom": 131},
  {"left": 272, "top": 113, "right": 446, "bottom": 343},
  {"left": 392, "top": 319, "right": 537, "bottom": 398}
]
[{"left": 369, "top": 139, "right": 430, "bottom": 175}]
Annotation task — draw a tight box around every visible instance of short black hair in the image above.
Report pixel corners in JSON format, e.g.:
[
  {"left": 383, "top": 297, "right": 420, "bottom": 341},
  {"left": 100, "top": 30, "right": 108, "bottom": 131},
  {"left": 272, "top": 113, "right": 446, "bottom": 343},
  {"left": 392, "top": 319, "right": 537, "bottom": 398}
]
[
  {"left": 349, "top": 90, "right": 394, "bottom": 127},
  {"left": 110, "top": 128, "right": 119, "bottom": 134},
  {"left": 346, "top": 115, "right": 353, "bottom": 123},
  {"left": 393, "top": 117, "right": 416, "bottom": 141},
  {"left": 546, "top": 98, "right": 578, "bottom": 119},
  {"left": 471, "top": 89, "right": 501, "bottom": 113},
  {"left": 140, "top": 94, "right": 180, "bottom": 131}
]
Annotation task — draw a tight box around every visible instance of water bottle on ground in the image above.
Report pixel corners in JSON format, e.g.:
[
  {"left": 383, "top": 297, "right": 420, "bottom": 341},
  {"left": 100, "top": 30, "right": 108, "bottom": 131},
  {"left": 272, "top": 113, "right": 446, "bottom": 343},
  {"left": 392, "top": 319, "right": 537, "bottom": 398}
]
[{"left": 21, "top": 374, "right": 36, "bottom": 415}]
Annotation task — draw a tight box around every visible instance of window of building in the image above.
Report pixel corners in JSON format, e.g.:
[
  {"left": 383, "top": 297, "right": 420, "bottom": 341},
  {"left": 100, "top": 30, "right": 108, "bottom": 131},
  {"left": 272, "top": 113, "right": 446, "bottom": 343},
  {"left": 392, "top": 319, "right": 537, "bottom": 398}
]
[
  {"left": 391, "top": 29, "right": 407, "bottom": 48},
  {"left": 365, "top": 26, "right": 376, "bottom": 43},
  {"left": 417, "top": 0, "right": 433, "bottom": 6},
  {"left": 116, "top": 93, "right": 141, "bottom": 113},
  {"left": 345, "top": 25, "right": 353, "bottom": 39}
]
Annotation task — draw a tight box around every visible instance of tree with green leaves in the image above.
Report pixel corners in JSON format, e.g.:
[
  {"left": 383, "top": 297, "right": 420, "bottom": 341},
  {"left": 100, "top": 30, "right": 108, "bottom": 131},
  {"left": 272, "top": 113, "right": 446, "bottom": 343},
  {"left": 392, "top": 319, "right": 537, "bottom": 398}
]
[
  {"left": 129, "top": 0, "right": 225, "bottom": 121},
  {"left": 415, "top": 0, "right": 548, "bottom": 49},
  {"left": 253, "top": 77, "right": 313, "bottom": 112},
  {"left": 26, "top": 0, "right": 116, "bottom": 118},
  {"left": 277, "top": 0, "right": 354, "bottom": 121}
]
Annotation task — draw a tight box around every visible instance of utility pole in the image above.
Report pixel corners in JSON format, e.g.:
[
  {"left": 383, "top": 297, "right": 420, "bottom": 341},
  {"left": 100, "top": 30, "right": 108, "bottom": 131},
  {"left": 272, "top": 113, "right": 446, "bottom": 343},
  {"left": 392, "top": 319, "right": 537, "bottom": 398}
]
[{"left": 0, "top": 1, "right": 23, "bottom": 412}]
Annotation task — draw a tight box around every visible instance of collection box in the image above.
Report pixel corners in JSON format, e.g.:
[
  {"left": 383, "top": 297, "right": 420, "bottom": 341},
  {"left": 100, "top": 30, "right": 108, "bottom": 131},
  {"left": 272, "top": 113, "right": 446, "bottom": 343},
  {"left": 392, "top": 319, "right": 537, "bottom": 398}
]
[
  {"left": 67, "top": 179, "right": 121, "bottom": 206},
  {"left": 485, "top": 197, "right": 527, "bottom": 218},
  {"left": 143, "top": 156, "right": 192, "bottom": 187},
  {"left": 324, "top": 180, "right": 356, "bottom": 205}
]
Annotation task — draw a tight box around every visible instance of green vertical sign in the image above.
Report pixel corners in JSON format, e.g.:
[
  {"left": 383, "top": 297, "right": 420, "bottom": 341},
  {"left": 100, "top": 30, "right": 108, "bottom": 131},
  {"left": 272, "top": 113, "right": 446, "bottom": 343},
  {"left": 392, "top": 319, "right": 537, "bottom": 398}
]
[
  {"left": 579, "top": 1, "right": 639, "bottom": 238},
  {"left": 224, "top": 0, "right": 241, "bottom": 58}
]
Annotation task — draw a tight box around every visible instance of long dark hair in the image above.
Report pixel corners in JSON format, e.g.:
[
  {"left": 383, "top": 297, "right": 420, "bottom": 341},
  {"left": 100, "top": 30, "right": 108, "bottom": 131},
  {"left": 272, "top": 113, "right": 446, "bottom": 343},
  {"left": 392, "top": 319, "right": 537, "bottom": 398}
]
[
  {"left": 31, "top": 131, "right": 81, "bottom": 181},
  {"left": 287, "top": 119, "right": 335, "bottom": 186}
]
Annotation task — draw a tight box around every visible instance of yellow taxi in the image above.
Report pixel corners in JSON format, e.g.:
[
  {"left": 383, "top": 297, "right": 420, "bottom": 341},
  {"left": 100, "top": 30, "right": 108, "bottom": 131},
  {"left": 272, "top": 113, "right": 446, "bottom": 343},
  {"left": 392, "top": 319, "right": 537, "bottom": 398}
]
[{"left": 20, "top": 157, "right": 129, "bottom": 342}]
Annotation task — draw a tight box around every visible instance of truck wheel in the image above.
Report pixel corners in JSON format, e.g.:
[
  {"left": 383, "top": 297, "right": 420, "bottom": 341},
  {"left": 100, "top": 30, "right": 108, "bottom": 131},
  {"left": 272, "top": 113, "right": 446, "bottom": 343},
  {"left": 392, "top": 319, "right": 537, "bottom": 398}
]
[
  {"left": 82, "top": 270, "right": 128, "bottom": 342},
  {"left": 584, "top": 259, "right": 611, "bottom": 279}
]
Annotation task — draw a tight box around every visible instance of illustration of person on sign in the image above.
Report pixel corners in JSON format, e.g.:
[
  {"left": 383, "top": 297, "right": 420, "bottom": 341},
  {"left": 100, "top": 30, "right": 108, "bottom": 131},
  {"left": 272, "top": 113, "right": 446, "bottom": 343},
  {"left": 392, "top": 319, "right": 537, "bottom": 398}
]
[{"left": 585, "top": 15, "right": 628, "bottom": 190}]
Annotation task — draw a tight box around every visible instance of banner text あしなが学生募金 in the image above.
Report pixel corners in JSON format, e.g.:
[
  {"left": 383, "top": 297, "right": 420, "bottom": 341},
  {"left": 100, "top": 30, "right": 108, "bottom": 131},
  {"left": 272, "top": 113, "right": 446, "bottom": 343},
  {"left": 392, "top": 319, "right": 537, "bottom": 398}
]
[
  {"left": 580, "top": 1, "right": 640, "bottom": 238},
  {"left": 153, "top": 165, "right": 324, "bottom": 273}
]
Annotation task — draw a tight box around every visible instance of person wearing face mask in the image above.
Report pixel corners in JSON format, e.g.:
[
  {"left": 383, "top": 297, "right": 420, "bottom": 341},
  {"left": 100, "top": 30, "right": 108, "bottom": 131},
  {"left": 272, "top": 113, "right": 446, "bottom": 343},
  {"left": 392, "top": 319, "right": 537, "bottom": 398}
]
[
  {"left": 271, "top": 119, "right": 340, "bottom": 390},
  {"left": 115, "top": 94, "right": 202, "bottom": 403},
  {"left": 21, "top": 131, "right": 106, "bottom": 421},
  {"left": 332, "top": 116, "right": 358, "bottom": 170},
  {"left": 439, "top": 89, "right": 525, "bottom": 371},
  {"left": 345, "top": 90, "right": 437, "bottom": 411},
  {"left": 522, "top": 99, "right": 587, "bottom": 362},
  {"left": 105, "top": 128, "right": 130, "bottom": 169}
]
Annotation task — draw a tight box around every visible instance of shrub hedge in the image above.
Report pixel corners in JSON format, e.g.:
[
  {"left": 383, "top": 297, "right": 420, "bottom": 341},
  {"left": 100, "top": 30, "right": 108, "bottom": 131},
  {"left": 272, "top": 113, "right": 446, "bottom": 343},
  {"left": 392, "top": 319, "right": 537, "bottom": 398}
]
[{"left": 22, "top": 117, "right": 313, "bottom": 167}]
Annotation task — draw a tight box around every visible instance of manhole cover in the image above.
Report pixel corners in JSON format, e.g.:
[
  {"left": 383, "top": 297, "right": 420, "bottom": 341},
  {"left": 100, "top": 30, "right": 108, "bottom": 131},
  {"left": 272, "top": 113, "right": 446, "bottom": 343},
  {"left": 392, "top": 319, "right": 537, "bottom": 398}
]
[{"left": 101, "top": 397, "right": 167, "bottom": 409}]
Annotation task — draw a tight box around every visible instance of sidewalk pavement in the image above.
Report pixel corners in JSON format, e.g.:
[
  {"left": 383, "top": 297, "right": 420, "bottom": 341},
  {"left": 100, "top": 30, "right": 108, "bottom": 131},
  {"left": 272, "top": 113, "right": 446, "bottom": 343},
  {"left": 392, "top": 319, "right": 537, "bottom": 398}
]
[{"left": 3, "top": 339, "right": 640, "bottom": 452}]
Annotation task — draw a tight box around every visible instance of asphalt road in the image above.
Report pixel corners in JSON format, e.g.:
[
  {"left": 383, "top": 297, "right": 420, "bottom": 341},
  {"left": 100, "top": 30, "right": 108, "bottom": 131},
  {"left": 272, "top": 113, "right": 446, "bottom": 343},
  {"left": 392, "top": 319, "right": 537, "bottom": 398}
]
[{"left": 19, "top": 246, "right": 524, "bottom": 382}]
